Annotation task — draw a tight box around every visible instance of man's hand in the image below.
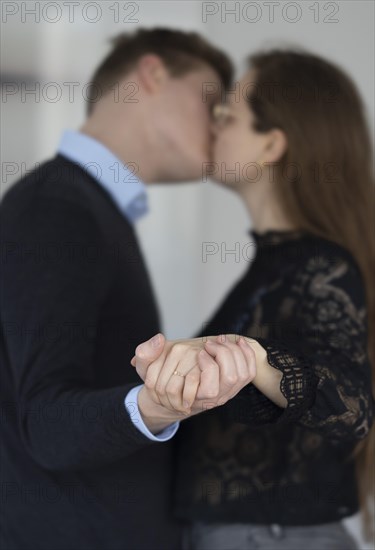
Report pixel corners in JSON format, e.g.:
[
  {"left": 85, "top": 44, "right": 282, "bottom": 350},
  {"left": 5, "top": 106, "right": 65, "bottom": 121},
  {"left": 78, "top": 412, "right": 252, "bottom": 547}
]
[{"left": 130, "top": 333, "right": 257, "bottom": 416}]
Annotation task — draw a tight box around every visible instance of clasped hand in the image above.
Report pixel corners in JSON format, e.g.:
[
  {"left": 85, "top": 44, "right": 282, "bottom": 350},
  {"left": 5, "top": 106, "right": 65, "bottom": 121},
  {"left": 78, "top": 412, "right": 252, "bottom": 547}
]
[{"left": 130, "top": 334, "right": 257, "bottom": 416}]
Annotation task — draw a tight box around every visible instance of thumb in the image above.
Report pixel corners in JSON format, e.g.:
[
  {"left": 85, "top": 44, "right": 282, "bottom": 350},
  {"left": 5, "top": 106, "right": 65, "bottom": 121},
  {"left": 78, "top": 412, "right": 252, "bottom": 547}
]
[{"left": 133, "top": 333, "right": 165, "bottom": 373}]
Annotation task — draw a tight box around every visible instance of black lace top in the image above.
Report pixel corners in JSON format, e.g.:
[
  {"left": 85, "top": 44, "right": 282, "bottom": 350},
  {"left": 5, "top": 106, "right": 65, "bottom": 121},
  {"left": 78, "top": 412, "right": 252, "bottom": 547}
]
[{"left": 174, "top": 229, "right": 374, "bottom": 526}]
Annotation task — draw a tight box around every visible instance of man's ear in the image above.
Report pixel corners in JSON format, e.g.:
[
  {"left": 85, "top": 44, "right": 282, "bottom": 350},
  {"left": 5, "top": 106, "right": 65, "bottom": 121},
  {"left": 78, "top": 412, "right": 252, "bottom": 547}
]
[
  {"left": 137, "top": 54, "right": 169, "bottom": 93},
  {"left": 264, "top": 128, "right": 288, "bottom": 164}
]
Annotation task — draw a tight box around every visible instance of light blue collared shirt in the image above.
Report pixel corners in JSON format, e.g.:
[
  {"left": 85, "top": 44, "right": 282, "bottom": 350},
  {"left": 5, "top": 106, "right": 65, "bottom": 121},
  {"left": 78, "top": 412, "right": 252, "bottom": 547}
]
[
  {"left": 57, "top": 129, "right": 148, "bottom": 224},
  {"left": 57, "top": 130, "right": 179, "bottom": 442}
]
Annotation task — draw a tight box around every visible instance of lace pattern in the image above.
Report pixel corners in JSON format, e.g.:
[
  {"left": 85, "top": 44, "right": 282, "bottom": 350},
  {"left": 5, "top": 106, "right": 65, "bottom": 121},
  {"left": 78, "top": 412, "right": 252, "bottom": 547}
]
[{"left": 175, "top": 231, "right": 374, "bottom": 520}]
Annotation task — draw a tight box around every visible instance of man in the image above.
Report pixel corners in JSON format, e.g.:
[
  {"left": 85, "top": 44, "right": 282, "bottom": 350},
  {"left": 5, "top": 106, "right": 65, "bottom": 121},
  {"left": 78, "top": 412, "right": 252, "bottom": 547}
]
[{"left": 0, "top": 28, "right": 245, "bottom": 550}]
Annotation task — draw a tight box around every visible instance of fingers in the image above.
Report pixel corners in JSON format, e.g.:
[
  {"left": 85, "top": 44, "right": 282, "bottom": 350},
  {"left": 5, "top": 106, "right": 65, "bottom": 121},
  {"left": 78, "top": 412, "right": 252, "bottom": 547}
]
[
  {"left": 165, "top": 363, "right": 201, "bottom": 414},
  {"left": 182, "top": 364, "right": 201, "bottom": 410},
  {"left": 196, "top": 348, "right": 220, "bottom": 400},
  {"left": 164, "top": 368, "right": 187, "bottom": 413},
  {"left": 135, "top": 340, "right": 204, "bottom": 414},
  {"left": 166, "top": 349, "right": 221, "bottom": 414},
  {"left": 213, "top": 336, "right": 256, "bottom": 384},
  {"left": 203, "top": 338, "right": 238, "bottom": 404},
  {"left": 132, "top": 333, "right": 165, "bottom": 380},
  {"left": 133, "top": 335, "right": 257, "bottom": 414},
  {"left": 237, "top": 337, "right": 257, "bottom": 381},
  {"left": 155, "top": 346, "right": 198, "bottom": 411},
  {"left": 214, "top": 335, "right": 251, "bottom": 390},
  {"left": 203, "top": 335, "right": 257, "bottom": 404},
  {"left": 163, "top": 348, "right": 221, "bottom": 413}
]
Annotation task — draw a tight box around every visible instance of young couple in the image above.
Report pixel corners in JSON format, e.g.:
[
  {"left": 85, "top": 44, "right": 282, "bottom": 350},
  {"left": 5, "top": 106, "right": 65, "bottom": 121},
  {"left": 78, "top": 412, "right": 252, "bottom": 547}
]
[{"left": 1, "top": 28, "right": 373, "bottom": 550}]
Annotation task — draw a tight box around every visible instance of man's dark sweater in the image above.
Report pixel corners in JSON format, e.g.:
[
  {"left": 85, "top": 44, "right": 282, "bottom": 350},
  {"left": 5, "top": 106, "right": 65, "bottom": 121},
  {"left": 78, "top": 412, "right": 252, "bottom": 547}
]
[{"left": 0, "top": 154, "right": 181, "bottom": 550}]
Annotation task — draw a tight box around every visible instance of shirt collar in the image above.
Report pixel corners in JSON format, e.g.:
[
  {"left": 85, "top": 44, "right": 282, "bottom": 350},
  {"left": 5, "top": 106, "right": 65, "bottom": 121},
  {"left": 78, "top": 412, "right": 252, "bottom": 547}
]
[{"left": 57, "top": 130, "right": 148, "bottom": 224}]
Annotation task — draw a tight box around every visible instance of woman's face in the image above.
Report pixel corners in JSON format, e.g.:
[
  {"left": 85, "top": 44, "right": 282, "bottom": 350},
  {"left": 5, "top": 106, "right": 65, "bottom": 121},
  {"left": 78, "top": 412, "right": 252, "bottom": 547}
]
[{"left": 211, "top": 70, "right": 270, "bottom": 188}]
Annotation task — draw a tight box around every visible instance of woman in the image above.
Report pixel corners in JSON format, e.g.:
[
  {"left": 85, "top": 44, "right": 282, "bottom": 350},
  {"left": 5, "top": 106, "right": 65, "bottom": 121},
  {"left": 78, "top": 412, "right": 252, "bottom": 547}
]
[{"left": 132, "top": 49, "right": 374, "bottom": 549}]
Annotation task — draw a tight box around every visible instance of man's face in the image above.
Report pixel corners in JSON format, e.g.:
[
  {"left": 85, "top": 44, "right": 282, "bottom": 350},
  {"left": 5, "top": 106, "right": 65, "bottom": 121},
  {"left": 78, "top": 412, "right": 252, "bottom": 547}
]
[{"left": 155, "top": 64, "right": 222, "bottom": 182}]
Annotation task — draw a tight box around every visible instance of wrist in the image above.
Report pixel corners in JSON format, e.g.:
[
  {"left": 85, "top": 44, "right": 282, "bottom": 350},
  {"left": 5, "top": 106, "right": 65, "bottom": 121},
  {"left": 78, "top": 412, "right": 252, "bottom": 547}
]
[
  {"left": 243, "top": 337, "right": 287, "bottom": 408},
  {"left": 138, "top": 385, "right": 188, "bottom": 434},
  {"left": 244, "top": 337, "right": 268, "bottom": 366}
]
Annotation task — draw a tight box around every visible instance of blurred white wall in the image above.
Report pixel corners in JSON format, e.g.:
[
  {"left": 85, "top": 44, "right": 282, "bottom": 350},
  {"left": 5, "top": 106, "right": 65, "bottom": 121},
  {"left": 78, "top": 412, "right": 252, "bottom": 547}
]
[{"left": 1, "top": 2, "right": 374, "bottom": 546}]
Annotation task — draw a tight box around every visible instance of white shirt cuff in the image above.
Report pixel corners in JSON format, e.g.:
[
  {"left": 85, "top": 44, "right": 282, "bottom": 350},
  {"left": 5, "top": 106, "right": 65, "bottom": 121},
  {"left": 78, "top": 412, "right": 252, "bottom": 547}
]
[{"left": 124, "top": 384, "right": 180, "bottom": 442}]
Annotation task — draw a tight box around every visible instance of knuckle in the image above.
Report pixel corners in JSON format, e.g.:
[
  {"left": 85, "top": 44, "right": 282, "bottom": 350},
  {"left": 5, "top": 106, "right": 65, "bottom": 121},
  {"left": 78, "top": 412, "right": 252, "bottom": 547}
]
[
  {"left": 167, "top": 385, "right": 180, "bottom": 397},
  {"left": 217, "top": 346, "right": 230, "bottom": 357},
  {"left": 224, "top": 374, "right": 237, "bottom": 385},
  {"left": 172, "top": 343, "right": 185, "bottom": 355}
]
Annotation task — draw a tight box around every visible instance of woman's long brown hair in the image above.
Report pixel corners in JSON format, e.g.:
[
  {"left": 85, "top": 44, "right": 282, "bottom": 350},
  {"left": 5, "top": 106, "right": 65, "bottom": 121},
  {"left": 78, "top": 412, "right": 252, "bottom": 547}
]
[{"left": 247, "top": 49, "right": 374, "bottom": 541}]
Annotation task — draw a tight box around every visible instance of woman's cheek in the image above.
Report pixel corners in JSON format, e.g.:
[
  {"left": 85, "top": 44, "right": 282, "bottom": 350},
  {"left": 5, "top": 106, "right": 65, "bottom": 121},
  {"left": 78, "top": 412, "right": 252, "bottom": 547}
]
[{"left": 213, "top": 142, "right": 228, "bottom": 164}]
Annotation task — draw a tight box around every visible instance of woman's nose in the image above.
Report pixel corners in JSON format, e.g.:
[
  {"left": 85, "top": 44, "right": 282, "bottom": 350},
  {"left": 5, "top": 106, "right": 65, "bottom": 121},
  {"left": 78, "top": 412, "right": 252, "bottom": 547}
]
[{"left": 210, "top": 117, "right": 221, "bottom": 138}]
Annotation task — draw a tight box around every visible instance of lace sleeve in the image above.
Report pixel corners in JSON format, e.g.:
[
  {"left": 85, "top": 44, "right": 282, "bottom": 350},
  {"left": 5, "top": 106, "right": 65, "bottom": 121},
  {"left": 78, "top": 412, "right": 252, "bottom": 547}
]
[{"left": 223, "top": 253, "right": 374, "bottom": 444}]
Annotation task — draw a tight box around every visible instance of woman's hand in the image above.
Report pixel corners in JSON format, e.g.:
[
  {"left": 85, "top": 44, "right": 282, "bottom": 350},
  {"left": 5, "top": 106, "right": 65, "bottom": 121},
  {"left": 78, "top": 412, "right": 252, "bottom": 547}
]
[{"left": 130, "top": 334, "right": 257, "bottom": 415}]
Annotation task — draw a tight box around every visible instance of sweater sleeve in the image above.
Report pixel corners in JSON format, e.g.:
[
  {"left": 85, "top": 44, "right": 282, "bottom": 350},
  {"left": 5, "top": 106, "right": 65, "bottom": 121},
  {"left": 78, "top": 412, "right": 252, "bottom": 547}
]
[
  {"left": 221, "top": 253, "right": 374, "bottom": 445},
  {"left": 1, "top": 195, "right": 156, "bottom": 472}
]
